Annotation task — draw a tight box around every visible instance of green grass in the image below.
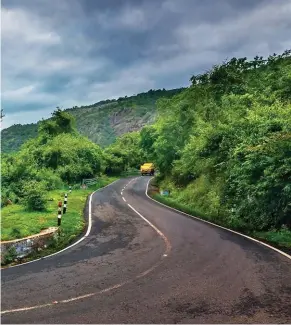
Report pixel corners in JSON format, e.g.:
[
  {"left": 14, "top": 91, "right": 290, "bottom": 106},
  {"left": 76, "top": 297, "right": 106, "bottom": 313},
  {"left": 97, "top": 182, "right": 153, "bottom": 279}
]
[
  {"left": 253, "top": 229, "right": 291, "bottom": 249},
  {"left": 151, "top": 193, "right": 291, "bottom": 252},
  {"left": 152, "top": 193, "right": 209, "bottom": 221},
  {"left": 1, "top": 176, "right": 118, "bottom": 242}
]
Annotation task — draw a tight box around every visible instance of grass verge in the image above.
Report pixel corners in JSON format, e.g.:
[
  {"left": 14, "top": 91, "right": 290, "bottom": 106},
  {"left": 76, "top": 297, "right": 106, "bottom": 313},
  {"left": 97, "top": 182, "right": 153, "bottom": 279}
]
[
  {"left": 253, "top": 230, "right": 291, "bottom": 250},
  {"left": 1, "top": 176, "right": 118, "bottom": 266},
  {"left": 150, "top": 192, "right": 291, "bottom": 255}
]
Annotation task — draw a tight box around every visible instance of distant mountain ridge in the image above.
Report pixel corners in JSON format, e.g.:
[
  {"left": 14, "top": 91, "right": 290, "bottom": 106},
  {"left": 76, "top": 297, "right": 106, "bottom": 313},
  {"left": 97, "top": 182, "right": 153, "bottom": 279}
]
[{"left": 1, "top": 88, "right": 185, "bottom": 153}]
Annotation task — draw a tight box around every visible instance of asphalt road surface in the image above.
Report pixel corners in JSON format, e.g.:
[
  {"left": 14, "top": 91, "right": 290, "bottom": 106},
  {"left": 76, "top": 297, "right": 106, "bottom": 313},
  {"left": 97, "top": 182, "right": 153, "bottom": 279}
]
[{"left": 2, "top": 177, "right": 291, "bottom": 324}]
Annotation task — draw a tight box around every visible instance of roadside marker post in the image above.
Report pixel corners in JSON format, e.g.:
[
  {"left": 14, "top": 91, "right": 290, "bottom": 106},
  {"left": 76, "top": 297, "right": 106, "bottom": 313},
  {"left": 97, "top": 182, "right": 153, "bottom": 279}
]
[
  {"left": 63, "top": 194, "right": 68, "bottom": 214},
  {"left": 69, "top": 186, "right": 72, "bottom": 193},
  {"left": 57, "top": 201, "right": 62, "bottom": 226}
]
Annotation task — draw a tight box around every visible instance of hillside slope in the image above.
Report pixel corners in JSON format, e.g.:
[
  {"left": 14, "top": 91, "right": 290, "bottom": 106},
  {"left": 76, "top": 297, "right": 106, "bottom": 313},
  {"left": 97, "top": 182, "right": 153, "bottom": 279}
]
[
  {"left": 1, "top": 88, "right": 184, "bottom": 153},
  {"left": 141, "top": 50, "right": 291, "bottom": 241}
]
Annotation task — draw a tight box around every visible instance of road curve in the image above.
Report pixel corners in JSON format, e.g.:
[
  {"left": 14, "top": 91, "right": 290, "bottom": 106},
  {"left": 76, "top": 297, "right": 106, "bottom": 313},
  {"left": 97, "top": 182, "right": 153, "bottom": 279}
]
[{"left": 1, "top": 176, "right": 291, "bottom": 324}]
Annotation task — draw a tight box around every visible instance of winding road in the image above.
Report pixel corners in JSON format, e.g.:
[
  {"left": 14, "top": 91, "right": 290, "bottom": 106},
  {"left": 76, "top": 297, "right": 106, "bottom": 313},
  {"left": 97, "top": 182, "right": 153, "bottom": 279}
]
[{"left": 2, "top": 176, "right": 291, "bottom": 324}]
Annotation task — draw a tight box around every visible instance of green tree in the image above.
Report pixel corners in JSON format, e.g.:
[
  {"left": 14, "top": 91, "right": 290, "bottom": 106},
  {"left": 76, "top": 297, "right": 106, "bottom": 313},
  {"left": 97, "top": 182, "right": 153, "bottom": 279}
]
[
  {"left": 38, "top": 108, "right": 76, "bottom": 140},
  {"left": 104, "top": 131, "right": 145, "bottom": 174}
]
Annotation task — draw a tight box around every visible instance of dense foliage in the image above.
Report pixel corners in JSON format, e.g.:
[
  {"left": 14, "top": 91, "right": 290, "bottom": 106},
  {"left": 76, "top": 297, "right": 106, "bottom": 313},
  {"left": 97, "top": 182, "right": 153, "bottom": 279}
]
[
  {"left": 103, "top": 131, "right": 145, "bottom": 175},
  {"left": 1, "top": 110, "right": 104, "bottom": 210},
  {"left": 141, "top": 50, "right": 291, "bottom": 232},
  {"left": 1, "top": 106, "right": 148, "bottom": 212},
  {"left": 1, "top": 88, "right": 184, "bottom": 153}
]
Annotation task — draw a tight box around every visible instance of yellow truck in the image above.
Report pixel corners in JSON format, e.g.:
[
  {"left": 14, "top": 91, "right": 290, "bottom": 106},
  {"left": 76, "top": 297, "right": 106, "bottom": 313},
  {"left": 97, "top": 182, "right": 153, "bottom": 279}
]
[{"left": 140, "top": 163, "right": 155, "bottom": 176}]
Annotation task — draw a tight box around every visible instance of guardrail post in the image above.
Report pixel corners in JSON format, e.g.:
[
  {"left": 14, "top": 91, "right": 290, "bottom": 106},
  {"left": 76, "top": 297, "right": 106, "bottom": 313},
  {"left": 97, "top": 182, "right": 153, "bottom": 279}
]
[
  {"left": 57, "top": 201, "right": 62, "bottom": 226},
  {"left": 63, "top": 193, "right": 68, "bottom": 214}
]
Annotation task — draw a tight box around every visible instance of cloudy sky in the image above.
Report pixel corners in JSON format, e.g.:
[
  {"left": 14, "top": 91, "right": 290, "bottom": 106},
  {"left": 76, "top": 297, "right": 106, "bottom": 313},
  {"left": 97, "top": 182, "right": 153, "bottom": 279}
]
[{"left": 1, "top": 0, "right": 291, "bottom": 129}]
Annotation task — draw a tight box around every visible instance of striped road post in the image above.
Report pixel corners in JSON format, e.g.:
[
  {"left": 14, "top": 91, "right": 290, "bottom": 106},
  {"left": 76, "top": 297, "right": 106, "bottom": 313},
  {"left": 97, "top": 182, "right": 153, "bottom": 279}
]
[
  {"left": 69, "top": 186, "right": 72, "bottom": 193},
  {"left": 57, "top": 201, "right": 62, "bottom": 226},
  {"left": 63, "top": 193, "right": 68, "bottom": 214}
]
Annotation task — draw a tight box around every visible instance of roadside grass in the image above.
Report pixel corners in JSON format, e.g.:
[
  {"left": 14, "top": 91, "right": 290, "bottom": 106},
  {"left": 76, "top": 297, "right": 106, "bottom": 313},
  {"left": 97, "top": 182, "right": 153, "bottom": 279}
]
[
  {"left": 1, "top": 189, "right": 90, "bottom": 242},
  {"left": 253, "top": 229, "right": 291, "bottom": 249},
  {"left": 151, "top": 193, "right": 291, "bottom": 253},
  {"left": 2, "top": 176, "right": 118, "bottom": 242},
  {"left": 151, "top": 193, "right": 208, "bottom": 220},
  {"left": 1, "top": 176, "right": 118, "bottom": 265}
]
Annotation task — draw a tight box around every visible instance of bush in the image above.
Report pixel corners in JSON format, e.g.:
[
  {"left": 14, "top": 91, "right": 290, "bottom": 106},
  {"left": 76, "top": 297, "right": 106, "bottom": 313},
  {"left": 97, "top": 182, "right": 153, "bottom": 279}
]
[
  {"left": 22, "top": 181, "right": 48, "bottom": 211},
  {"left": 40, "top": 169, "right": 64, "bottom": 190},
  {"left": 224, "top": 130, "right": 291, "bottom": 231},
  {"left": 2, "top": 246, "right": 17, "bottom": 265},
  {"left": 1, "top": 187, "right": 19, "bottom": 207}
]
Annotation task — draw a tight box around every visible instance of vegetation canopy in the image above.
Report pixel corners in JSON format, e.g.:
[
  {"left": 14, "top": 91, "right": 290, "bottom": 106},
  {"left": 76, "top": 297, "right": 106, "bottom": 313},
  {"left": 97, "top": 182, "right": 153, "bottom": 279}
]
[{"left": 140, "top": 50, "right": 291, "bottom": 232}]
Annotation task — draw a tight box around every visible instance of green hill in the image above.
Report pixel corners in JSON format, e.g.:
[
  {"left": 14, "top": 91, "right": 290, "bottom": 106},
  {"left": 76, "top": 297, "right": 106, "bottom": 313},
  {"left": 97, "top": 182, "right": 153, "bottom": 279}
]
[{"left": 1, "top": 88, "right": 184, "bottom": 153}]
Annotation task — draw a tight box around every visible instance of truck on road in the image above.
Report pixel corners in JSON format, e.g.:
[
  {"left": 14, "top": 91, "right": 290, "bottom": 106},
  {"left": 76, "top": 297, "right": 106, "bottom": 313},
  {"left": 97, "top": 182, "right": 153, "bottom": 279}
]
[{"left": 140, "top": 163, "right": 155, "bottom": 176}]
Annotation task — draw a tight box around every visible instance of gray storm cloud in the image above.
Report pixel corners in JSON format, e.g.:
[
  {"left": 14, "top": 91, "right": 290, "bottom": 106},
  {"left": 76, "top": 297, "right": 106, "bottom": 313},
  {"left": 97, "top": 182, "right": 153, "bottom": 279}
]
[{"left": 2, "top": 0, "right": 290, "bottom": 128}]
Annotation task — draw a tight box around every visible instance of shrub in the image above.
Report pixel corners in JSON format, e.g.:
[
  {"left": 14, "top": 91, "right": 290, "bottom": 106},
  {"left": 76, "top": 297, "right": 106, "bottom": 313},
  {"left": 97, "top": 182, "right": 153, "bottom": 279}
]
[
  {"left": 22, "top": 181, "right": 48, "bottom": 211},
  {"left": 2, "top": 246, "right": 17, "bottom": 265},
  {"left": 40, "top": 169, "right": 64, "bottom": 190},
  {"left": 1, "top": 187, "right": 19, "bottom": 207}
]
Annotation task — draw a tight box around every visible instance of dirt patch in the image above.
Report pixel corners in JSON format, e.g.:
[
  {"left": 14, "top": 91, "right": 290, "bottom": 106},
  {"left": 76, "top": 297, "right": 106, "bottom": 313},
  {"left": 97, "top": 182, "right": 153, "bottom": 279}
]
[{"left": 148, "top": 183, "right": 160, "bottom": 196}]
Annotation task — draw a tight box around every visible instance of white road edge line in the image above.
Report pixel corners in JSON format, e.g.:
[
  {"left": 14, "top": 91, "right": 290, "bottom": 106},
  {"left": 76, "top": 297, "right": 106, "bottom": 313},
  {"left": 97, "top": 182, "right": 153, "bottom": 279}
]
[
  {"left": 2, "top": 179, "right": 121, "bottom": 270},
  {"left": 145, "top": 177, "right": 291, "bottom": 261},
  {"left": 122, "top": 197, "right": 126, "bottom": 202},
  {"left": 127, "top": 203, "right": 171, "bottom": 255}
]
